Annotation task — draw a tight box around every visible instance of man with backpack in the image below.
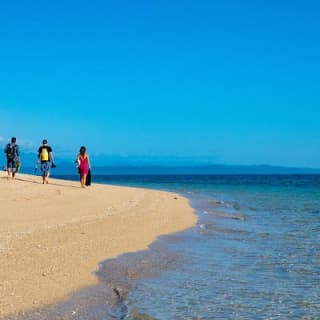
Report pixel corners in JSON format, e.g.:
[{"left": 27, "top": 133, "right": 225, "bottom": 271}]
[{"left": 4, "top": 137, "right": 20, "bottom": 179}]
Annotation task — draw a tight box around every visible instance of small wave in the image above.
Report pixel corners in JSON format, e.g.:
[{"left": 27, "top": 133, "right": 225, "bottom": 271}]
[
  {"left": 96, "top": 246, "right": 178, "bottom": 286},
  {"left": 108, "top": 295, "right": 129, "bottom": 320},
  {"left": 128, "top": 308, "right": 158, "bottom": 320},
  {"left": 205, "top": 210, "right": 247, "bottom": 221},
  {"left": 198, "top": 222, "right": 249, "bottom": 236}
]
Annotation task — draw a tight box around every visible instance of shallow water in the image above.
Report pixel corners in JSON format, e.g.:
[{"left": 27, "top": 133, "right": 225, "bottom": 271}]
[{"left": 7, "top": 175, "right": 320, "bottom": 320}]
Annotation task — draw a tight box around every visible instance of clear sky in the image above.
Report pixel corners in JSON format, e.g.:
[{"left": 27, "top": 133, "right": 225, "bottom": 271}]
[{"left": 0, "top": 0, "right": 319, "bottom": 168}]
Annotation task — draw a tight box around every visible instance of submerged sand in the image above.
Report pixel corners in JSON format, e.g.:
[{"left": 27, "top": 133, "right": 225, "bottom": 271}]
[{"left": 0, "top": 173, "right": 196, "bottom": 318}]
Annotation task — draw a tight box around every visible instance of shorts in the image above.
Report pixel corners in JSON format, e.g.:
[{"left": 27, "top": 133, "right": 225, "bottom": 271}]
[
  {"left": 7, "top": 159, "right": 17, "bottom": 171},
  {"left": 41, "top": 161, "right": 51, "bottom": 175}
]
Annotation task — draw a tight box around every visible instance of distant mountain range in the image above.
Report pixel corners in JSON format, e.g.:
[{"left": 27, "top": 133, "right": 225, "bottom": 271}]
[{"left": 13, "top": 151, "right": 320, "bottom": 175}]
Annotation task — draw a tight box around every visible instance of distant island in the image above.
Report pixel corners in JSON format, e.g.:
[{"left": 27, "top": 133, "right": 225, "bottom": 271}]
[{"left": 7, "top": 151, "right": 319, "bottom": 175}]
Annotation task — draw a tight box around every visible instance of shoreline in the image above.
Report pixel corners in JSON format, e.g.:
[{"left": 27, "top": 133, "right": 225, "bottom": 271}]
[{"left": 0, "top": 173, "right": 197, "bottom": 318}]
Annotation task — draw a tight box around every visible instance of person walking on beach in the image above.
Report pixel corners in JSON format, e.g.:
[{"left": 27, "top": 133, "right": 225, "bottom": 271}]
[
  {"left": 75, "top": 146, "right": 91, "bottom": 188},
  {"left": 37, "top": 139, "right": 55, "bottom": 184},
  {"left": 4, "top": 137, "right": 20, "bottom": 179}
]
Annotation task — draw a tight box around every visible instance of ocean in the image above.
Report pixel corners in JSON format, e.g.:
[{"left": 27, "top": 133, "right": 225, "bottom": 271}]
[{"left": 9, "top": 174, "right": 320, "bottom": 320}]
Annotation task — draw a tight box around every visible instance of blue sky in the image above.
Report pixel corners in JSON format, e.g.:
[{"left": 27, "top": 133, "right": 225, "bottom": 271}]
[{"left": 0, "top": 0, "right": 319, "bottom": 168}]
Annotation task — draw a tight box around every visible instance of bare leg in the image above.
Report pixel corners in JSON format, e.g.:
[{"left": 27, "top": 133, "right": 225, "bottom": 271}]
[
  {"left": 46, "top": 172, "right": 50, "bottom": 184},
  {"left": 6, "top": 164, "right": 11, "bottom": 178},
  {"left": 81, "top": 175, "right": 87, "bottom": 188}
]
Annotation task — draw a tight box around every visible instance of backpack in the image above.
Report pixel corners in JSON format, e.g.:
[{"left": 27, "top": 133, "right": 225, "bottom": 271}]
[
  {"left": 85, "top": 169, "right": 91, "bottom": 186},
  {"left": 6, "top": 143, "right": 16, "bottom": 160},
  {"left": 41, "top": 147, "right": 49, "bottom": 161}
]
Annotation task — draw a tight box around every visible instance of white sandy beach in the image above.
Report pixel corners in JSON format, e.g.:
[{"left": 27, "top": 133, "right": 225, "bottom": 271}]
[{"left": 0, "top": 173, "right": 197, "bottom": 318}]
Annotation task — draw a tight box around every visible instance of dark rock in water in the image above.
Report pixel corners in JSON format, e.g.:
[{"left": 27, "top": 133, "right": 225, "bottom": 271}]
[
  {"left": 232, "top": 203, "right": 241, "bottom": 210},
  {"left": 113, "top": 287, "right": 121, "bottom": 299},
  {"left": 208, "top": 199, "right": 225, "bottom": 205},
  {"left": 235, "top": 214, "right": 246, "bottom": 221}
]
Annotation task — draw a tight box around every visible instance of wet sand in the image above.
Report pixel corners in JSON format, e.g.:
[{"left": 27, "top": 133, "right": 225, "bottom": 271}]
[{"left": 0, "top": 173, "right": 196, "bottom": 318}]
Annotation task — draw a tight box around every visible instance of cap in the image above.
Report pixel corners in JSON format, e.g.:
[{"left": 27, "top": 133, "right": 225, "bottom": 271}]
[{"left": 42, "top": 139, "right": 48, "bottom": 144}]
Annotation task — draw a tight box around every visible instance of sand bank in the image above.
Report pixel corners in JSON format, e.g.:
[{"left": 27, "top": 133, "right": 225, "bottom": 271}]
[{"left": 0, "top": 173, "right": 196, "bottom": 318}]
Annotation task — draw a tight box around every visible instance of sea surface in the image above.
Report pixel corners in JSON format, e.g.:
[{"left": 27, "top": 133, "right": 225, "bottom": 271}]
[{"left": 9, "top": 174, "right": 320, "bottom": 320}]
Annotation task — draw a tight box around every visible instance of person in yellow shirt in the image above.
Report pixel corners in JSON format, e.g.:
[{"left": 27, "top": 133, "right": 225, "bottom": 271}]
[{"left": 37, "top": 139, "right": 55, "bottom": 184}]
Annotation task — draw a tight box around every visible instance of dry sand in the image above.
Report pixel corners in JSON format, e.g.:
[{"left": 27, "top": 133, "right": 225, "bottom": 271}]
[{"left": 0, "top": 173, "right": 197, "bottom": 318}]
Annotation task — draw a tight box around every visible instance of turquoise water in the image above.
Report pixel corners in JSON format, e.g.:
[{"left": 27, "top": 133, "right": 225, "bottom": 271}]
[
  {"left": 9, "top": 175, "right": 320, "bottom": 320},
  {"left": 102, "top": 175, "right": 320, "bottom": 320}
]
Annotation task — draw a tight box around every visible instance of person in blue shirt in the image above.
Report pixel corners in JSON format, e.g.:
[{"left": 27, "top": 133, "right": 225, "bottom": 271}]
[{"left": 4, "top": 137, "right": 20, "bottom": 179}]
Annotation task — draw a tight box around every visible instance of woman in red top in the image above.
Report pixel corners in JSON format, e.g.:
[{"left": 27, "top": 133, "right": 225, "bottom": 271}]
[{"left": 76, "top": 146, "right": 91, "bottom": 188}]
